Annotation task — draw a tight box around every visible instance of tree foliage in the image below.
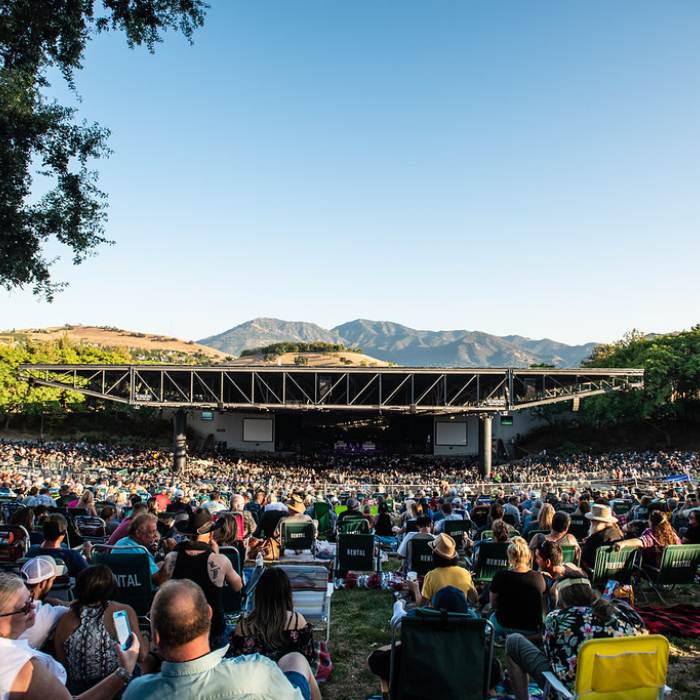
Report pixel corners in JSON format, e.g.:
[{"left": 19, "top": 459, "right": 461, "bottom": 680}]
[
  {"left": 580, "top": 326, "right": 700, "bottom": 427},
  {"left": 240, "top": 341, "right": 364, "bottom": 357},
  {"left": 0, "top": 0, "right": 207, "bottom": 299}
]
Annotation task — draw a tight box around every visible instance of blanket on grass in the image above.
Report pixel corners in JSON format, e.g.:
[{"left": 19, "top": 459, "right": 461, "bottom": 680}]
[{"left": 637, "top": 604, "right": 700, "bottom": 638}]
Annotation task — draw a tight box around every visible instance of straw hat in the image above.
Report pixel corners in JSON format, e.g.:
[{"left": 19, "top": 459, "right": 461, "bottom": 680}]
[
  {"left": 585, "top": 504, "right": 618, "bottom": 524},
  {"left": 287, "top": 494, "right": 306, "bottom": 514},
  {"left": 427, "top": 533, "right": 458, "bottom": 560}
]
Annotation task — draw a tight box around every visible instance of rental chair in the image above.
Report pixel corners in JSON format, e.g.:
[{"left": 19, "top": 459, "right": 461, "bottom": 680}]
[
  {"left": 443, "top": 520, "right": 471, "bottom": 551},
  {"left": 407, "top": 537, "right": 435, "bottom": 577},
  {"left": 280, "top": 520, "right": 316, "bottom": 553},
  {"left": 93, "top": 544, "right": 155, "bottom": 619},
  {"left": 568, "top": 516, "right": 588, "bottom": 542},
  {"left": 543, "top": 634, "right": 671, "bottom": 700},
  {"left": 312, "top": 501, "right": 333, "bottom": 539},
  {"left": 73, "top": 516, "right": 107, "bottom": 543},
  {"left": 404, "top": 519, "right": 419, "bottom": 534},
  {"left": 473, "top": 542, "right": 509, "bottom": 584},
  {"left": 0, "top": 525, "right": 30, "bottom": 568},
  {"left": 338, "top": 517, "right": 370, "bottom": 535},
  {"left": 560, "top": 545, "right": 580, "bottom": 565},
  {"left": 389, "top": 610, "right": 495, "bottom": 700},
  {"left": 335, "top": 533, "right": 378, "bottom": 577},
  {"left": 635, "top": 544, "right": 700, "bottom": 604},
  {"left": 219, "top": 546, "right": 243, "bottom": 616},
  {"left": 275, "top": 564, "right": 333, "bottom": 642},
  {"left": 480, "top": 530, "right": 494, "bottom": 541},
  {"left": 591, "top": 545, "right": 638, "bottom": 588},
  {"left": 527, "top": 529, "right": 549, "bottom": 539},
  {"left": 470, "top": 506, "right": 490, "bottom": 530}
]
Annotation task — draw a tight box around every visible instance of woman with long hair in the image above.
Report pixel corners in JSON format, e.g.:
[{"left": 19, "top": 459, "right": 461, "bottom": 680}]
[
  {"left": 77, "top": 490, "right": 97, "bottom": 517},
  {"left": 53, "top": 565, "right": 144, "bottom": 693},
  {"left": 615, "top": 509, "right": 681, "bottom": 567},
  {"left": 505, "top": 570, "right": 645, "bottom": 700}
]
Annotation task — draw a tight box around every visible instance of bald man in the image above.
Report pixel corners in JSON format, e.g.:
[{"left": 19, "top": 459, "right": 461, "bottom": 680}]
[{"left": 124, "top": 580, "right": 320, "bottom": 700}]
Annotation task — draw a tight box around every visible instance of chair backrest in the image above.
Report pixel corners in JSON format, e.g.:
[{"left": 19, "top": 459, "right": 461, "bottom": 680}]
[
  {"left": 560, "top": 544, "right": 580, "bottom": 565},
  {"left": 474, "top": 542, "right": 510, "bottom": 583},
  {"left": 275, "top": 564, "right": 331, "bottom": 638},
  {"left": 0, "top": 501, "right": 25, "bottom": 522},
  {"left": 74, "top": 516, "right": 107, "bottom": 541},
  {"left": 407, "top": 537, "right": 435, "bottom": 577},
  {"left": 93, "top": 546, "right": 154, "bottom": 616},
  {"left": 0, "top": 525, "right": 30, "bottom": 564},
  {"left": 218, "top": 546, "right": 242, "bottom": 614},
  {"left": 405, "top": 519, "right": 419, "bottom": 533},
  {"left": 569, "top": 515, "right": 589, "bottom": 541},
  {"left": 612, "top": 501, "right": 633, "bottom": 516},
  {"left": 480, "top": 530, "right": 494, "bottom": 541},
  {"left": 338, "top": 517, "right": 370, "bottom": 535},
  {"left": 312, "top": 502, "right": 332, "bottom": 538},
  {"left": 591, "top": 545, "right": 637, "bottom": 587},
  {"left": 527, "top": 529, "right": 549, "bottom": 539},
  {"left": 67, "top": 507, "right": 88, "bottom": 519},
  {"left": 391, "top": 610, "right": 494, "bottom": 700},
  {"left": 655, "top": 544, "right": 700, "bottom": 586},
  {"left": 573, "top": 634, "right": 669, "bottom": 700},
  {"left": 281, "top": 520, "right": 315, "bottom": 551},
  {"left": 443, "top": 520, "right": 470, "bottom": 544},
  {"left": 336, "top": 533, "right": 376, "bottom": 575}
]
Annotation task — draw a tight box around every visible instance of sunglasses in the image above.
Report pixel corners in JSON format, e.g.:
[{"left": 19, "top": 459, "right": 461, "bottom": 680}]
[{"left": 0, "top": 592, "right": 34, "bottom": 618}]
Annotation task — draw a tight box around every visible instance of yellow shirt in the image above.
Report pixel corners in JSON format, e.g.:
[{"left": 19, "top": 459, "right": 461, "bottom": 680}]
[{"left": 421, "top": 565, "right": 478, "bottom": 605}]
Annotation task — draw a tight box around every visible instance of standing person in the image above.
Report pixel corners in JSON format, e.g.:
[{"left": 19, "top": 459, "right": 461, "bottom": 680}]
[
  {"left": 160, "top": 509, "right": 243, "bottom": 649},
  {"left": 53, "top": 565, "right": 145, "bottom": 694},
  {"left": 580, "top": 505, "right": 624, "bottom": 572},
  {"left": 123, "top": 580, "right": 319, "bottom": 700},
  {"left": 230, "top": 568, "right": 315, "bottom": 665},
  {"left": 0, "top": 572, "right": 139, "bottom": 699},
  {"left": 505, "top": 572, "right": 645, "bottom": 700}
]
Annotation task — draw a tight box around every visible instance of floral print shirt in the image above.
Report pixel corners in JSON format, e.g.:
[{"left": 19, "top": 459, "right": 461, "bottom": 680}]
[{"left": 543, "top": 604, "right": 645, "bottom": 687}]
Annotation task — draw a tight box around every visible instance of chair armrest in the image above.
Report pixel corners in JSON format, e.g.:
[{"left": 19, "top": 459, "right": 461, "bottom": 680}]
[{"left": 543, "top": 672, "right": 573, "bottom": 699}]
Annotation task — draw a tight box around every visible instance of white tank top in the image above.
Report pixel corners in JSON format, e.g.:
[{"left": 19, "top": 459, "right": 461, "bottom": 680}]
[{"left": 0, "top": 637, "right": 67, "bottom": 699}]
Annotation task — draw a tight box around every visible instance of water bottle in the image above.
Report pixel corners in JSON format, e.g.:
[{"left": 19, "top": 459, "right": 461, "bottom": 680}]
[{"left": 255, "top": 552, "right": 264, "bottom": 568}]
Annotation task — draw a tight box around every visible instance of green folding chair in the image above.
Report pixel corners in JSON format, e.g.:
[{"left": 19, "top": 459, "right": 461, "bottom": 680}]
[
  {"left": 312, "top": 501, "right": 333, "bottom": 539},
  {"left": 338, "top": 517, "right": 370, "bottom": 535},
  {"left": 407, "top": 537, "right": 435, "bottom": 577},
  {"left": 480, "top": 530, "right": 494, "bottom": 541},
  {"left": 473, "top": 542, "right": 509, "bottom": 584},
  {"left": 560, "top": 544, "right": 580, "bottom": 565},
  {"left": 636, "top": 544, "right": 700, "bottom": 604},
  {"left": 389, "top": 609, "right": 495, "bottom": 699},
  {"left": 280, "top": 520, "right": 316, "bottom": 553},
  {"left": 335, "top": 533, "right": 378, "bottom": 577},
  {"left": 443, "top": 520, "right": 471, "bottom": 551},
  {"left": 94, "top": 545, "right": 155, "bottom": 620},
  {"left": 591, "top": 545, "right": 638, "bottom": 588}
]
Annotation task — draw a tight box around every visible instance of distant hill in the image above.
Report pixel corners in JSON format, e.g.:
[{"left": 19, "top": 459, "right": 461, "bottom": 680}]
[
  {"left": 1, "top": 325, "right": 229, "bottom": 364},
  {"left": 198, "top": 318, "right": 599, "bottom": 367}
]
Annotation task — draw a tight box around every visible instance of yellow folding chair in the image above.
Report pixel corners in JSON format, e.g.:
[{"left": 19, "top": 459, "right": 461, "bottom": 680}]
[{"left": 543, "top": 634, "right": 671, "bottom": 700}]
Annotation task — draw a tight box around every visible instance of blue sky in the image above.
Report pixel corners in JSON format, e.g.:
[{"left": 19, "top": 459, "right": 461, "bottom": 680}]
[{"left": 2, "top": 0, "right": 699, "bottom": 345}]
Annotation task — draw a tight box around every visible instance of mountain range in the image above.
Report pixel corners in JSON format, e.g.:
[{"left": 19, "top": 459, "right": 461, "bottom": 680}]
[{"left": 198, "top": 318, "right": 599, "bottom": 368}]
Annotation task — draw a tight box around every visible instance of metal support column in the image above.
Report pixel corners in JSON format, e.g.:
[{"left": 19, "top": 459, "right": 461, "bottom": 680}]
[
  {"left": 173, "top": 409, "right": 187, "bottom": 473},
  {"left": 480, "top": 414, "right": 493, "bottom": 478}
]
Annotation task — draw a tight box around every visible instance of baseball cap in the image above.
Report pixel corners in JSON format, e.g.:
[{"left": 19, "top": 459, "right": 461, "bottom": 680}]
[{"left": 21, "top": 556, "right": 66, "bottom": 584}]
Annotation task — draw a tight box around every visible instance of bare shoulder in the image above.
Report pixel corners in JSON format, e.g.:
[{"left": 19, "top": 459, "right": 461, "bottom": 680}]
[{"left": 10, "top": 659, "right": 69, "bottom": 700}]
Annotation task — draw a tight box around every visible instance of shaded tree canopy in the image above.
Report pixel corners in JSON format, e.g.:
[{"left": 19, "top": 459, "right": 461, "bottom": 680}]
[{"left": 0, "top": 0, "right": 207, "bottom": 299}]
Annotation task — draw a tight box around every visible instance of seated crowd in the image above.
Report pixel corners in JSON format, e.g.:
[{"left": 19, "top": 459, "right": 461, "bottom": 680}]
[{"left": 0, "top": 450, "right": 698, "bottom": 698}]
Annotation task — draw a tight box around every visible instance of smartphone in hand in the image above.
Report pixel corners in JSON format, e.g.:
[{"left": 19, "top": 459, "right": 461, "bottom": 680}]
[{"left": 113, "top": 610, "right": 132, "bottom": 651}]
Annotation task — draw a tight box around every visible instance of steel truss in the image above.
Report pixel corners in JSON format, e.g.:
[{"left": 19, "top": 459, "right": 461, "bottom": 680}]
[{"left": 18, "top": 364, "right": 644, "bottom": 413}]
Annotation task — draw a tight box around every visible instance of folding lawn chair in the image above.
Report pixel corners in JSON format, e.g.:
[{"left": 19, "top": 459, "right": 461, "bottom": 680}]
[
  {"left": 443, "top": 520, "right": 471, "bottom": 551},
  {"left": 338, "top": 517, "right": 370, "bottom": 535},
  {"left": 543, "top": 634, "right": 671, "bottom": 699},
  {"left": 560, "top": 544, "right": 580, "bottom": 565},
  {"left": 73, "top": 516, "right": 107, "bottom": 543},
  {"left": 280, "top": 520, "right": 316, "bottom": 554},
  {"left": 335, "top": 533, "right": 378, "bottom": 577},
  {"left": 389, "top": 609, "right": 495, "bottom": 699},
  {"left": 406, "top": 537, "right": 435, "bottom": 577},
  {"left": 591, "top": 545, "right": 638, "bottom": 588},
  {"left": 276, "top": 564, "right": 333, "bottom": 641},
  {"left": 473, "top": 542, "right": 509, "bottom": 584},
  {"left": 219, "top": 546, "right": 243, "bottom": 616},
  {"left": 312, "top": 501, "right": 333, "bottom": 539},
  {"left": 568, "top": 516, "right": 588, "bottom": 542},
  {"left": 635, "top": 543, "right": 700, "bottom": 604}
]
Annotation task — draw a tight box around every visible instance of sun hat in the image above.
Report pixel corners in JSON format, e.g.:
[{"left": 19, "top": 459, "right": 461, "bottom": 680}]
[
  {"left": 21, "top": 556, "right": 66, "bottom": 584},
  {"left": 427, "top": 533, "right": 458, "bottom": 560},
  {"left": 175, "top": 509, "right": 222, "bottom": 535},
  {"left": 584, "top": 504, "right": 618, "bottom": 524},
  {"left": 287, "top": 494, "right": 306, "bottom": 514}
]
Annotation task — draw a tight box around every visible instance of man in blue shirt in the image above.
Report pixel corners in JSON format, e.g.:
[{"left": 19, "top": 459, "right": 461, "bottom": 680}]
[
  {"left": 124, "top": 579, "right": 319, "bottom": 700},
  {"left": 114, "top": 513, "right": 165, "bottom": 582},
  {"left": 26, "top": 513, "right": 90, "bottom": 577}
]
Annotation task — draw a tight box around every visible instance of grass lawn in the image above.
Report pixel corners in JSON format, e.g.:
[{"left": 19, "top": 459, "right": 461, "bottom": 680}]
[{"left": 322, "top": 582, "right": 700, "bottom": 699}]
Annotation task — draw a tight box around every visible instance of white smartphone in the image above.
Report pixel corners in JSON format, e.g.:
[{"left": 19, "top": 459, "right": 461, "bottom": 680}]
[{"left": 113, "top": 610, "right": 132, "bottom": 651}]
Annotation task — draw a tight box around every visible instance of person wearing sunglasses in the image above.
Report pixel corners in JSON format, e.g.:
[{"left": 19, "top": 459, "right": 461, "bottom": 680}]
[{"left": 0, "top": 572, "right": 139, "bottom": 699}]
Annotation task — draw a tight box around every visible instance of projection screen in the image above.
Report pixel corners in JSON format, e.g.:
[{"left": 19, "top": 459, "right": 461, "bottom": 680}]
[
  {"left": 243, "top": 418, "right": 274, "bottom": 443},
  {"left": 435, "top": 421, "right": 467, "bottom": 446}
]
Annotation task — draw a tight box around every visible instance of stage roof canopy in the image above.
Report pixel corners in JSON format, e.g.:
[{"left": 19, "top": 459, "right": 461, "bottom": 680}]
[{"left": 19, "top": 364, "right": 644, "bottom": 414}]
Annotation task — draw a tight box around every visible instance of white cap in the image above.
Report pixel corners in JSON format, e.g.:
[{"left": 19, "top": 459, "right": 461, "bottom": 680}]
[{"left": 21, "top": 556, "right": 66, "bottom": 584}]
